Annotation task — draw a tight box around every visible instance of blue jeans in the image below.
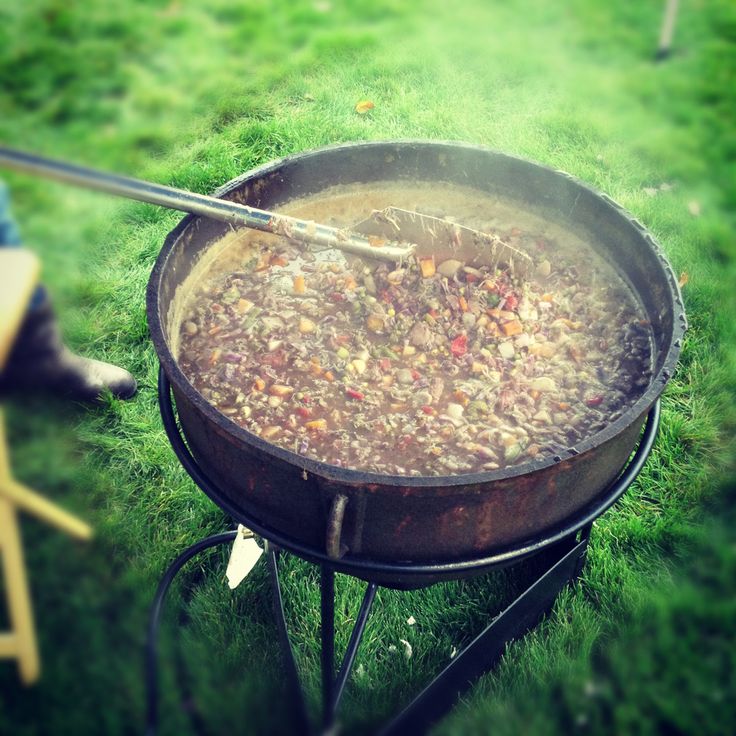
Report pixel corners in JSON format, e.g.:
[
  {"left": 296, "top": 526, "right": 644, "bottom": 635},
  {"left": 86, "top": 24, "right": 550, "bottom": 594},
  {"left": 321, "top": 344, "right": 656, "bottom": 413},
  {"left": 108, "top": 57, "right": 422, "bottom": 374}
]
[
  {"left": 0, "top": 181, "right": 22, "bottom": 246},
  {"left": 1, "top": 180, "right": 44, "bottom": 308}
]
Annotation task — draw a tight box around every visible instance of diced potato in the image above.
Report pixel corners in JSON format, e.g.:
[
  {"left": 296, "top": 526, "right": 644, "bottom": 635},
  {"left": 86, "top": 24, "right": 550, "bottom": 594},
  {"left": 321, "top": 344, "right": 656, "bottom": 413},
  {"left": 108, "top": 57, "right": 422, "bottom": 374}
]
[
  {"left": 531, "top": 377, "right": 557, "bottom": 392},
  {"left": 305, "top": 419, "right": 327, "bottom": 432},
  {"left": 498, "top": 342, "right": 515, "bottom": 360},
  {"left": 436, "top": 259, "right": 463, "bottom": 278},
  {"left": 419, "top": 256, "right": 436, "bottom": 278},
  {"left": 269, "top": 384, "right": 294, "bottom": 397},
  {"left": 528, "top": 342, "right": 556, "bottom": 358},
  {"left": 299, "top": 317, "right": 316, "bottom": 333},
  {"left": 366, "top": 314, "right": 384, "bottom": 333}
]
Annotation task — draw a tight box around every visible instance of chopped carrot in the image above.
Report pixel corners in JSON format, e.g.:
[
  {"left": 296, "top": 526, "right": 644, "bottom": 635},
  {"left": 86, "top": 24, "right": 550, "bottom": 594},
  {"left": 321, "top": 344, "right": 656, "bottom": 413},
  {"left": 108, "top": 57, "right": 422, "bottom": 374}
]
[
  {"left": 486, "top": 307, "right": 502, "bottom": 318},
  {"left": 501, "top": 320, "right": 523, "bottom": 337},
  {"left": 208, "top": 325, "right": 222, "bottom": 336},
  {"left": 323, "top": 370, "right": 335, "bottom": 382},
  {"left": 293, "top": 274, "right": 306, "bottom": 294},
  {"left": 253, "top": 377, "right": 266, "bottom": 392},
  {"left": 419, "top": 256, "right": 436, "bottom": 278},
  {"left": 343, "top": 274, "right": 358, "bottom": 291},
  {"left": 368, "top": 235, "right": 387, "bottom": 248},
  {"left": 541, "top": 293, "right": 554, "bottom": 303},
  {"left": 208, "top": 348, "right": 222, "bottom": 366},
  {"left": 270, "top": 254, "right": 289, "bottom": 267},
  {"left": 529, "top": 389, "right": 541, "bottom": 401},
  {"left": 557, "top": 402, "right": 570, "bottom": 410},
  {"left": 458, "top": 295, "right": 469, "bottom": 313}
]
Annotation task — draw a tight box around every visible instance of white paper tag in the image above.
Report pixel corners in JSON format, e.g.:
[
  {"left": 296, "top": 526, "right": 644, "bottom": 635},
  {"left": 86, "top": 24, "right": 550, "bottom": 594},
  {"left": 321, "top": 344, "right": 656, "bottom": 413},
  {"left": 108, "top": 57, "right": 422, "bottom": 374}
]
[{"left": 225, "top": 525, "right": 263, "bottom": 589}]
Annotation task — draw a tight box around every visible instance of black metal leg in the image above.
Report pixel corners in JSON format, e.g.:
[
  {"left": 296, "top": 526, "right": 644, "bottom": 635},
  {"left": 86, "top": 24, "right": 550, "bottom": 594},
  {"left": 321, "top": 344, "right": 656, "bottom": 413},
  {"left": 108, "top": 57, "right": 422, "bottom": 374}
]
[
  {"left": 378, "top": 534, "right": 589, "bottom": 736},
  {"left": 265, "top": 542, "right": 311, "bottom": 735},
  {"left": 573, "top": 522, "right": 593, "bottom": 580},
  {"left": 320, "top": 566, "right": 336, "bottom": 731},
  {"left": 332, "top": 583, "right": 378, "bottom": 720}
]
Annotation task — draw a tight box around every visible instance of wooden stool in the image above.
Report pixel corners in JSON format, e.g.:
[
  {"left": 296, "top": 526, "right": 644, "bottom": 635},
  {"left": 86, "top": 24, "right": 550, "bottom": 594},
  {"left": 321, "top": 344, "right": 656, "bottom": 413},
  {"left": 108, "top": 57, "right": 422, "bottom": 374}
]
[{"left": 0, "top": 250, "right": 92, "bottom": 685}]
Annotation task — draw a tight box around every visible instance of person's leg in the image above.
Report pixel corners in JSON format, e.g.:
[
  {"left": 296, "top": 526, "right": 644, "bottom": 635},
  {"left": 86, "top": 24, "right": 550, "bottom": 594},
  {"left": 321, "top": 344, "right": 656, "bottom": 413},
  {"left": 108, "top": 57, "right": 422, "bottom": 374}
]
[
  {"left": 0, "top": 182, "right": 23, "bottom": 246},
  {"left": 0, "top": 182, "right": 137, "bottom": 402}
]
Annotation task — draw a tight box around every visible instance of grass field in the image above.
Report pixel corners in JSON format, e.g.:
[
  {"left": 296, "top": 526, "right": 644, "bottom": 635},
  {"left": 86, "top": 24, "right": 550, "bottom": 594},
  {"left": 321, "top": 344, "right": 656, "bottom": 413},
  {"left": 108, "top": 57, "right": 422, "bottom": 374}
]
[{"left": 1, "top": 1, "right": 734, "bottom": 734}]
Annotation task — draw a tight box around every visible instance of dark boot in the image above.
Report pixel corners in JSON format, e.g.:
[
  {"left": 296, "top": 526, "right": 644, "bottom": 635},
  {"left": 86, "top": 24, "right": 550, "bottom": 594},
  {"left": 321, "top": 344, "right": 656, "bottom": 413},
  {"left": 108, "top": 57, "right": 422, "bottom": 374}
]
[{"left": 0, "top": 292, "right": 137, "bottom": 403}]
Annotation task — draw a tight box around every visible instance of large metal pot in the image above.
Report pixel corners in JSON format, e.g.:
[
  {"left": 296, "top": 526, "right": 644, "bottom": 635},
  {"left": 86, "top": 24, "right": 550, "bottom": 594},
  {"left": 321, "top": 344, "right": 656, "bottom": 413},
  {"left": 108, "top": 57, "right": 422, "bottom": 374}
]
[{"left": 147, "top": 141, "right": 685, "bottom": 564}]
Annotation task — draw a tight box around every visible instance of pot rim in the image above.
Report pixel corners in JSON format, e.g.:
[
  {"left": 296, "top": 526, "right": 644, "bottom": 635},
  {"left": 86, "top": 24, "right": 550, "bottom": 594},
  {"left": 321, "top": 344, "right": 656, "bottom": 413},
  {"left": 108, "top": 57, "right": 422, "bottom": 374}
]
[{"left": 147, "top": 139, "right": 686, "bottom": 490}]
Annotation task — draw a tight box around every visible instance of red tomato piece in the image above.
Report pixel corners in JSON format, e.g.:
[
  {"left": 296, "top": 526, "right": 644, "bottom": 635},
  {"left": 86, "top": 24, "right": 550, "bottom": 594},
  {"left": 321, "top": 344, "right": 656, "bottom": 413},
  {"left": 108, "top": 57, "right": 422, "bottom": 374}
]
[
  {"left": 346, "top": 388, "right": 364, "bottom": 400},
  {"left": 450, "top": 335, "right": 468, "bottom": 357}
]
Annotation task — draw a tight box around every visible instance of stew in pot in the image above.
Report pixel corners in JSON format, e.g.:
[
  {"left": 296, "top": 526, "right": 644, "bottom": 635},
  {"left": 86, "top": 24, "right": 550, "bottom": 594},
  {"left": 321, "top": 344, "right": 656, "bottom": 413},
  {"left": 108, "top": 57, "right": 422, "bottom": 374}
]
[{"left": 174, "top": 183, "right": 653, "bottom": 476}]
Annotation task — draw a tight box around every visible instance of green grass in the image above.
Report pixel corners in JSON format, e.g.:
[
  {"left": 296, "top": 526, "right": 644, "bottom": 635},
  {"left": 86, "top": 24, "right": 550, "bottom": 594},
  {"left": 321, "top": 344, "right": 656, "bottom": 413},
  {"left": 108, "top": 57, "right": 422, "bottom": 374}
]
[{"left": 1, "top": 0, "right": 735, "bottom": 734}]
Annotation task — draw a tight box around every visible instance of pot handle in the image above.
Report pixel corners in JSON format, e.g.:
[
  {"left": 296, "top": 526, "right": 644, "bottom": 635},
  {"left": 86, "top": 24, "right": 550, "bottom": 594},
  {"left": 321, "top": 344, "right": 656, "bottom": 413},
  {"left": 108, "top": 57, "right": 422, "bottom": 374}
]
[{"left": 326, "top": 494, "right": 349, "bottom": 559}]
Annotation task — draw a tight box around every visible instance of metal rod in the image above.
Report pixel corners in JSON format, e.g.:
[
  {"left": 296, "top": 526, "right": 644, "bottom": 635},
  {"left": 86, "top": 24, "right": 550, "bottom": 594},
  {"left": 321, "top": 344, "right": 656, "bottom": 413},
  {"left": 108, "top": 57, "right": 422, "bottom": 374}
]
[
  {"left": 378, "top": 534, "right": 589, "bottom": 736},
  {"left": 0, "top": 145, "right": 412, "bottom": 262},
  {"left": 331, "top": 583, "right": 378, "bottom": 717},
  {"left": 145, "top": 530, "right": 237, "bottom": 736},
  {"left": 656, "top": 0, "right": 680, "bottom": 60},
  {"left": 320, "top": 566, "right": 336, "bottom": 731},
  {"left": 265, "top": 542, "right": 312, "bottom": 735}
]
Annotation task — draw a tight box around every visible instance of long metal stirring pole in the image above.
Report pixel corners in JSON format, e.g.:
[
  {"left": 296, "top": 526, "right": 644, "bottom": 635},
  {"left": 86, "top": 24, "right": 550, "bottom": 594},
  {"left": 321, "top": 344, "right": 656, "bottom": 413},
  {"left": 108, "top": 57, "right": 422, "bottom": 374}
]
[{"left": 0, "top": 146, "right": 412, "bottom": 262}]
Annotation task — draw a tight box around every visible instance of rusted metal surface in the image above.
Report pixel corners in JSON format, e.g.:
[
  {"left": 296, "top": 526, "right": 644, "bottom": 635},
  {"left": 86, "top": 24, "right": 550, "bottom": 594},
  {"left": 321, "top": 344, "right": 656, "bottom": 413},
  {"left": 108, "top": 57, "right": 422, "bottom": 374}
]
[{"left": 148, "top": 141, "right": 685, "bottom": 564}]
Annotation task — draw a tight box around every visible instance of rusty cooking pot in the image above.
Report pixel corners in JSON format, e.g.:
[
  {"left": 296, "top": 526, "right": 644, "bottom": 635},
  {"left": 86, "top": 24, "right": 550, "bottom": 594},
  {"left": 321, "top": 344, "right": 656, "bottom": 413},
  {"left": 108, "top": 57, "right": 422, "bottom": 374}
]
[{"left": 147, "top": 140, "right": 685, "bottom": 565}]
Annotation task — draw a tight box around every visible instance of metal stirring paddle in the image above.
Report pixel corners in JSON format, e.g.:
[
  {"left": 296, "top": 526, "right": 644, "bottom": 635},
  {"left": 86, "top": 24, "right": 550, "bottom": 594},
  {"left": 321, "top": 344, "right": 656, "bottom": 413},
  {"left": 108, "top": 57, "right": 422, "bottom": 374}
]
[{"left": 0, "top": 145, "right": 532, "bottom": 271}]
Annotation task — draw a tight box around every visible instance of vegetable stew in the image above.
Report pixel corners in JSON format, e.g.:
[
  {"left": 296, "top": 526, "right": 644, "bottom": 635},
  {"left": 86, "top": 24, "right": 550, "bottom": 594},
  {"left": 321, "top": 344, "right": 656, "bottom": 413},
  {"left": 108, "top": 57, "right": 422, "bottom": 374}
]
[{"left": 174, "top": 183, "right": 653, "bottom": 476}]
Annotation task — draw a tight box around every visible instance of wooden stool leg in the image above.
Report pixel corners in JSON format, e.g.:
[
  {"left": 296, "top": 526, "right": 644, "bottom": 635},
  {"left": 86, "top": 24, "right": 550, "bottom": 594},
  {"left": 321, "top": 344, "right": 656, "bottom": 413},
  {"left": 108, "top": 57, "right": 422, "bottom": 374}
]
[{"left": 0, "top": 497, "right": 40, "bottom": 684}]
